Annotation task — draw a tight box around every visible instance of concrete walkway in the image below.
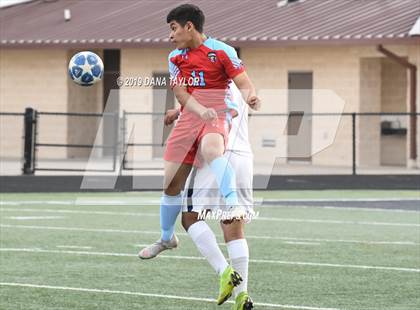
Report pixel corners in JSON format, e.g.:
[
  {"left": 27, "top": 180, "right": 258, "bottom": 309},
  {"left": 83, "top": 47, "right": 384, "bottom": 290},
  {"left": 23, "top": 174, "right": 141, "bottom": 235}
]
[{"left": 1, "top": 158, "right": 419, "bottom": 176}]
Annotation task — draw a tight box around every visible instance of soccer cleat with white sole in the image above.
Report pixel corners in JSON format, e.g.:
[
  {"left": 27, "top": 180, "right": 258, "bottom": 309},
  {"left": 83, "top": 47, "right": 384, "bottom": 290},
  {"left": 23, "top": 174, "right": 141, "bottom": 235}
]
[{"left": 138, "top": 234, "right": 179, "bottom": 259}]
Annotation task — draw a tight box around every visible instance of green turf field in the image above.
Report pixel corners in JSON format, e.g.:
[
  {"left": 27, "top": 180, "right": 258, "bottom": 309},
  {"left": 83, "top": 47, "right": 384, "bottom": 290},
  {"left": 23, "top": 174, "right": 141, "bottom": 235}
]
[{"left": 0, "top": 191, "right": 419, "bottom": 309}]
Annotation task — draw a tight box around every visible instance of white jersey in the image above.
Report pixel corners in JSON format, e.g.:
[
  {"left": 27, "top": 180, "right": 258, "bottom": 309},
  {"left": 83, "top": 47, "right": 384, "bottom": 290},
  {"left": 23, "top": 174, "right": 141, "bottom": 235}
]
[
  {"left": 181, "top": 83, "right": 254, "bottom": 216},
  {"left": 226, "top": 83, "right": 253, "bottom": 155}
]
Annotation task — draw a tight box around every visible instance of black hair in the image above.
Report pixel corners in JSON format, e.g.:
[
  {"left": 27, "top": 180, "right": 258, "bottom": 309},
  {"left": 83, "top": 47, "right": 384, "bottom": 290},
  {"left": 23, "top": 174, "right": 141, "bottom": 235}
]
[{"left": 166, "top": 4, "right": 205, "bottom": 33}]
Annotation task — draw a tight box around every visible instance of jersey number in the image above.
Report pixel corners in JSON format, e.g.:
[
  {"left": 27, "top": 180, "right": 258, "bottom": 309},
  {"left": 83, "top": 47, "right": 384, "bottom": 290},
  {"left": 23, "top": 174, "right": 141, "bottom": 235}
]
[{"left": 191, "top": 70, "right": 206, "bottom": 87}]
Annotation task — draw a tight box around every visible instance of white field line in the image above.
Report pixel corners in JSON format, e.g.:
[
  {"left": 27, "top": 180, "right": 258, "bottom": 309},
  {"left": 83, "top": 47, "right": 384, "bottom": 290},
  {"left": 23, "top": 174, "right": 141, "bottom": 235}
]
[
  {"left": 133, "top": 244, "right": 152, "bottom": 248},
  {"left": 1, "top": 197, "right": 419, "bottom": 205},
  {"left": 262, "top": 198, "right": 420, "bottom": 202},
  {"left": 1, "top": 208, "right": 418, "bottom": 227},
  {"left": 255, "top": 216, "right": 420, "bottom": 227},
  {"left": 5, "top": 216, "right": 66, "bottom": 220},
  {"left": 133, "top": 242, "right": 226, "bottom": 248},
  {"left": 1, "top": 247, "right": 419, "bottom": 273},
  {"left": 284, "top": 241, "right": 321, "bottom": 246},
  {"left": 0, "top": 201, "right": 75, "bottom": 206},
  {"left": 0, "top": 200, "right": 160, "bottom": 206},
  {"left": 0, "top": 208, "right": 158, "bottom": 217},
  {"left": 0, "top": 282, "right": 338, "bottom": 310},
  {"left": 1, "top": 198, "right": 419, "bottom": 213},
  {"left": 258, "top": 205, "right": 420, "bottom": 213},
  {"left": 1, "top": 224, "right": 418, "bottom": 246},
  {"left": 320, "top": 206, "right": 419, "bottom": 213},
  {"left": 56, "top": 245, "right": 92, "bottom": 249}
]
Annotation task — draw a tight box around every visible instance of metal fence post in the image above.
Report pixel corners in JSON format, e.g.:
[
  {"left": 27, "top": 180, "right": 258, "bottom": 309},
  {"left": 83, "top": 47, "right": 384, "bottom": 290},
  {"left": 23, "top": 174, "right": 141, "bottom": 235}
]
[
  {"left": 22, "top": 107, "right": 36, "bottom": 175},
  {"left": 121, "top": 110, "right": 127, "bottom": 170},
  {"left": 112, "top": 111, "right": 119, "bottom": 172},
  {"left": 352, "top": 113, "right": 356, "bottom": 175}
]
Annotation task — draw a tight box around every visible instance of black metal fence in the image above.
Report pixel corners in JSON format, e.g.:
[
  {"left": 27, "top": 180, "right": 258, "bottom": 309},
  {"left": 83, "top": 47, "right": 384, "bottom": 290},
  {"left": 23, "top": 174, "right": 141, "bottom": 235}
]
[
  {"left": 1, "top": 108, "right": 418, "bottom": 175},
  {"left": 121, "top": 111, "right": 165, "bottom": 171},
  {"left": 251, "top": 111, "right": 418, "bottom": 175},
  {"left": 19, "top": 108, "right": 119, "bottom": 174}
]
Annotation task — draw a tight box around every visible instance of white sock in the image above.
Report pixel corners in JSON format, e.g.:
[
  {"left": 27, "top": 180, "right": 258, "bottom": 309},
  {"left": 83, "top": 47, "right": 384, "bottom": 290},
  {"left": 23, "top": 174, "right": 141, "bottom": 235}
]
[
  {"left": 188, "top": 221, "right": 229, "bottom": 276},
  {"left": 227, "top": 238, "right": 249, "bottom": 297}
]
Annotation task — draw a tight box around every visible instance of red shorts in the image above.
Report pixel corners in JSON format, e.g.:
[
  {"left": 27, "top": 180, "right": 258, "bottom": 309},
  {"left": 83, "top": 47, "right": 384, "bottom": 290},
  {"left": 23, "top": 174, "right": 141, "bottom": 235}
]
[{"left": 164, "top": 111, "right": 231, "bottom": 167}]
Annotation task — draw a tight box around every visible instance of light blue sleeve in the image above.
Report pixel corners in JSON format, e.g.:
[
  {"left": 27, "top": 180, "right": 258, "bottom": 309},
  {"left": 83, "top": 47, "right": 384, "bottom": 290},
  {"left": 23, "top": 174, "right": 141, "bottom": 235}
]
[
  {"left": 225, "top": 84, "right": 239, "bottom": 115},
  {"left": 168, "top": 49, "right": 183, "bottom": 79},
  {"left": 204, "top": 38, "right": 243, "bottom": 69}
]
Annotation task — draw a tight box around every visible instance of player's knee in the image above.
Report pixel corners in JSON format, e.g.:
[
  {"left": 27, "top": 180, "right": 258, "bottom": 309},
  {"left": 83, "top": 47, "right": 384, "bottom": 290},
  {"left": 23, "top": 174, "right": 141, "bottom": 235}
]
[
  {"left": 221, "top": 221, "right": 244, "bottom": 242},
  {"left": 202, "top": 147, "right": 223, "bottom": 163}
]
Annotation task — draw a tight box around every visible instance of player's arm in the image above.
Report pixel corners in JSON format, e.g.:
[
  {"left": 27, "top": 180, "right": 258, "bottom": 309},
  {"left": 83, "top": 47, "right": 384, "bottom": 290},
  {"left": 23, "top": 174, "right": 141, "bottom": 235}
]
[
  {"left": 168, "top": 53, "right": 216, "bottom": 121},
  {"left": 172, "top": 85, "right": 217, "bottom": 120},
  {"left": 164, "top": 108, "right": 180, "bottom": 126},
  {"left": 220, "top": 46, "right": 260, "bottom": 111},
  {"left": 232, "top": 71, "right": 261, "bottom": 111}
]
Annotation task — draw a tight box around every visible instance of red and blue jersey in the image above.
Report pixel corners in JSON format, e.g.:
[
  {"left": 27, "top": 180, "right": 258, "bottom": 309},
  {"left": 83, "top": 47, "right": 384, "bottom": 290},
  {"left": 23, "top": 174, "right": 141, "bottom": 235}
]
[{"left": 168, "top": 37, "right": 245, "bottom": 112}]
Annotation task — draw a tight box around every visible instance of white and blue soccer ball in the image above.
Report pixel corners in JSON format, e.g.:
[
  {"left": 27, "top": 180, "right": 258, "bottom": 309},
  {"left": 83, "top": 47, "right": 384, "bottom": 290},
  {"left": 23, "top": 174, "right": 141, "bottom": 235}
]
[{"left": 68, "top": 51, "right": 104, "bottom": 86}]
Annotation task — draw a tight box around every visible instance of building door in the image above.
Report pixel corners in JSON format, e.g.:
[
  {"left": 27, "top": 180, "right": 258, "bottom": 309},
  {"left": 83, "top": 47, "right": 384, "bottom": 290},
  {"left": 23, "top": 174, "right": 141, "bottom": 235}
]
[
  {"left": 287, "top": 72, "right": 313, "bottom": 162},
  {"left": 102, "top": 49, "right": 120, "bottom": 156},
  {"left": 152, "top": 73, "right": 174, "bottom": 158}
]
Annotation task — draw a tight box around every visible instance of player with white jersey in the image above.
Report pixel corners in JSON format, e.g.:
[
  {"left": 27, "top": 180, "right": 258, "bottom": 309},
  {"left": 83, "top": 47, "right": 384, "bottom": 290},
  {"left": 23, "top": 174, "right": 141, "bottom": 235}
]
[
  {"left": 182, "top": 82, "right": 254, "bottom": 217},
  {"left": 155, "top": 82, "right": 255, "bottom": 309},
  {"left": 179, "top": 82, "right": 255, "bottom": 309}
]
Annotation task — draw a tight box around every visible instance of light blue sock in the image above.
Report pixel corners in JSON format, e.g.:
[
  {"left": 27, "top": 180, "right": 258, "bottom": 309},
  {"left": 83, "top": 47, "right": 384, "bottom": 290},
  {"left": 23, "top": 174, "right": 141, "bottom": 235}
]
[
  {"left": 209, "top": 157, "right": 238, "bottom": 205},
  {"left": 160, "top": 193, "right": 182, "bottom": 241}
]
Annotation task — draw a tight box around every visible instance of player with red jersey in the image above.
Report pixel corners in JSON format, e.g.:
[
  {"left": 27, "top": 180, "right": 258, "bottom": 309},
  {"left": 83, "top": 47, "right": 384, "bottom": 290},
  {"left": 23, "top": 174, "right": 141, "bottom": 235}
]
[{"left": 139, "top": 5, "right": 259, "bottom": 307}]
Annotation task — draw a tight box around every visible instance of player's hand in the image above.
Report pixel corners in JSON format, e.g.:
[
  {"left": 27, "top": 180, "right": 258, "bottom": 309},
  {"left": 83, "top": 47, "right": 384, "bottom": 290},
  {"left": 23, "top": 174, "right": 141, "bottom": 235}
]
[
  {"left": 200, "top": 108, "right": 217, "bottom": 121},
  {"left": 164, "top": 109, "right": 180, "bottom": 126},
  {"left": 247, "top": 95, "right": 261, "bottom": 111}
]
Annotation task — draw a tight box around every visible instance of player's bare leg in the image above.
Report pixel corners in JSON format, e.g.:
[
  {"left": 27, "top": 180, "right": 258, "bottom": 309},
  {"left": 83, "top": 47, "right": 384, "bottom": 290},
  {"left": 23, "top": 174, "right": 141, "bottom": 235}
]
[
  {"left": 163, "top": 161, "right": 193, "bottom": 195},
  {"left": 200, "top": 133, "right": 246, "bottom": 220},
  {"left": 138, "top": 162, "right": 192, "bottom": 259},
  {"left": 221, "top": 220, "right": 253, "bottom": 309}
]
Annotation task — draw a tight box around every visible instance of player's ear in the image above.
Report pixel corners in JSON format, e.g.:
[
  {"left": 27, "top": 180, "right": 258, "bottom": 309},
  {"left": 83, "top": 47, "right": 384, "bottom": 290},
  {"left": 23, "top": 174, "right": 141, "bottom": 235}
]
[{"left": 186, "top": 21, "right": 194, "bottom": 32}]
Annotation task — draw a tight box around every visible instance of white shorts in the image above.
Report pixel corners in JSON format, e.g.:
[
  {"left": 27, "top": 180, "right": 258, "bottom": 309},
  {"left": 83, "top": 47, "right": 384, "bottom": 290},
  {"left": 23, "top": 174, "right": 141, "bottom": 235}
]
[{"left": 182, "top": 150, "right": 254, "bottom": 215}]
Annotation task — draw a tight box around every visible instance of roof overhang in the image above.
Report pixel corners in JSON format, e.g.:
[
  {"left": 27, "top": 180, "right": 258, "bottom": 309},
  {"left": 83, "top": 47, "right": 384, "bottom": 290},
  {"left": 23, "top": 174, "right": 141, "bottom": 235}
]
[{"left": 1, "top": 36, "right": 419, "bottom": 49}]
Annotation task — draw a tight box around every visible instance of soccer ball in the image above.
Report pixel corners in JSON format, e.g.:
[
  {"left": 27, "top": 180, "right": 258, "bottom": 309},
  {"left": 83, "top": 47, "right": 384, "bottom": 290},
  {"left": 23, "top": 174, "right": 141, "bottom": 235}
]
[{"left": 68, "top": 51, "right": 104, "bottom": 86}]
